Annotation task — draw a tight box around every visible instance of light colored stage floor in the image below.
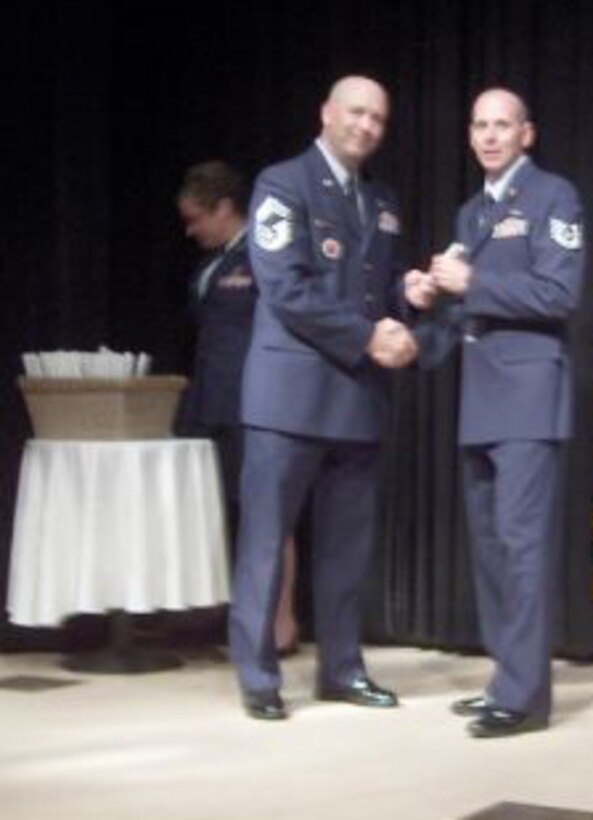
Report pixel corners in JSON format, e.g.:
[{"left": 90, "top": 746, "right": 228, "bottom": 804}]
[{"left": 1, "top": 645, "right": 592, "bottom": 819}]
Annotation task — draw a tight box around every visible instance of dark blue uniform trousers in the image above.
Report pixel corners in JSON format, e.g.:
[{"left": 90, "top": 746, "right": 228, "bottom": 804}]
[
  {"left": 462, "top": 440, "right": 562, "bottom": 719},
  {"left": 229, "top": 427, "right": 381, "bottom": 693}
]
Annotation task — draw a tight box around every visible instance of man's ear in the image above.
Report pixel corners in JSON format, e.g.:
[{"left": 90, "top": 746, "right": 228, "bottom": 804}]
[
  {"left": 320, "top": 100, "right": 332, "bottom": 131},
  {"left": 522, "top": 121, "right": 536, "bottom": 150}
]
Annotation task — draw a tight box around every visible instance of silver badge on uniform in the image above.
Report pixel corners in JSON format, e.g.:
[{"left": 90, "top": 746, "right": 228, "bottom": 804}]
[
  {"left": 254, "top": 196, "right": 293, "bottom": 251},
  {"left": 549, "top": 217, "right": 583, "bottom": 250},
  {"left": 378, "top": 210, "right": 400, "bottom": 234}
]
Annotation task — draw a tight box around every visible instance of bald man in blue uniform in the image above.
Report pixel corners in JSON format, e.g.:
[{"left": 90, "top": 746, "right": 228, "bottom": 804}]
[
  {"left": 229, "top": 76, "right": 418, "bottom": 719},
  {"left": 407, "top": 88, "right": 585, "bottom": 738}
]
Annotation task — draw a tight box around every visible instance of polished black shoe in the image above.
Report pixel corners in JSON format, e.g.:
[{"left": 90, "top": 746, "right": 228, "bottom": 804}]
[
  {"left": 467, "top": 706, "right": 548, "bottom": 739},
  {"left": 317, "top": 676, "right": 399, "bottom": 708},
  {"left": 243, "top": 689, "right": 287, "bottom": 721},
  {"left": 451, "top": 694, "right": 491, "bottom": 717}
]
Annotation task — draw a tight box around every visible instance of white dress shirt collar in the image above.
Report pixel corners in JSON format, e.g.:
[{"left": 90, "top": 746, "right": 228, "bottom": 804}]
[
  {"left": 315, "top": 138, "right": 352, "bottom": 190},
  {"left": 485, "top": 155, "right": 528, "bottom": 202},
  {"left": 224, "top": 224, "right": 247, "bottom": 252}
]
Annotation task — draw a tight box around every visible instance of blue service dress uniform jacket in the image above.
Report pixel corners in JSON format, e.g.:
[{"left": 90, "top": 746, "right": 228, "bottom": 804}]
[
  {"left": 420, "top": 158, "right": 584, "bottom": 444},
  {"left": 175, "top": 234, "right": 256, "bottom": 505},
  {"left": 182, "top": 234, "right": 256, "bottom": 429},
  {"left": 241, "top": 143, "right": 404, "bottom": 442}
]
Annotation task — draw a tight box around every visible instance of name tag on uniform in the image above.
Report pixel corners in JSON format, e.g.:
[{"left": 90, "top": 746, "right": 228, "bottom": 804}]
[{"left": 492, "top": 216, "right": 529, "bottom": 239}]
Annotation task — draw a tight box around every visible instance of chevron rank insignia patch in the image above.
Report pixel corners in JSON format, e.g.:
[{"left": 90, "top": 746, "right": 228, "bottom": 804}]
[
  {"left": 549, "top": 218, "right": 583, "bottom": 250},
  {"left": 254, "top": 196, "right": 293, "bottom": 251}
]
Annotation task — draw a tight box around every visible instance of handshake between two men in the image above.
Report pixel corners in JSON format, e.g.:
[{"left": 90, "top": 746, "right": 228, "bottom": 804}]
[
  {"left": 366, "top": 244, "right": 471, "bottom": 370},
  {"left": 367, "top": 317, "right": 418, "bottom": 369}
]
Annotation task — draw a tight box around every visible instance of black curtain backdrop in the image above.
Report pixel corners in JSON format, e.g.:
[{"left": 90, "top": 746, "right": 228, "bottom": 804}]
[{"left": 1, "top": 0, "right": 592, "bottom": 656}]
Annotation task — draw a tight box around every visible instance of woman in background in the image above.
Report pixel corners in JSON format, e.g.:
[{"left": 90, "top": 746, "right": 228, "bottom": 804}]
[{"left": 176, "top": 161, "right": 298, "bottom": 654}]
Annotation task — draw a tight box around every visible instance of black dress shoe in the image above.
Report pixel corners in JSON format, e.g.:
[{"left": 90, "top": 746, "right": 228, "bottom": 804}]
[
  {"left": 243, "top": 689, "right": 287, "bottom": 721},
  {"left": 468, "top": 705, "right": 548, "bottom": 738},
  {"left": 317, "top": 676, "right": 398, "bottom": 708},
  {"left": 451, "top": 694, "right": 491, "bottom": 717}
]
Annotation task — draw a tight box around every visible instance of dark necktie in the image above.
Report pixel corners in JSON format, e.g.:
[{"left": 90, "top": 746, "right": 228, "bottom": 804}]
[
  {"left": 344, "top": 175, "right": 363, "bottom": 228},
  {"left": 478, "top": 192, "right": 496, "bottom": 228}
]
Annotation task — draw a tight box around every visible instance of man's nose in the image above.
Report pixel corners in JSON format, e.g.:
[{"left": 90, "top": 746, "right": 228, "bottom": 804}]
[{"left": 360, "top": 114, "right": 378, "bottom": 134}]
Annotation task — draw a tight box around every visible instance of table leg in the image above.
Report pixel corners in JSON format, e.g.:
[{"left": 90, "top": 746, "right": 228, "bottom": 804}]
[{"left": 61, "top": 610, "right": 184, "bottom": 673}]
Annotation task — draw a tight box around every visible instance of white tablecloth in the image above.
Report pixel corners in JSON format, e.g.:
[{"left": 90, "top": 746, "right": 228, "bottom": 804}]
[{"left": 7, "top": 439, "right": 230, "bottom": 626}]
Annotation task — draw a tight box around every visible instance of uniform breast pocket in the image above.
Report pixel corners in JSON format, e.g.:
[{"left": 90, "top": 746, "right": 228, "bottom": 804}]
[
  {"left": 487, "top": 212, "right": 529, "bottom": 255},
  {"left": 311, "top": 218, "right": 347, "bottom": 266},
  {"left": 491, "top": 214, "right": 530, "bottom": 242}
]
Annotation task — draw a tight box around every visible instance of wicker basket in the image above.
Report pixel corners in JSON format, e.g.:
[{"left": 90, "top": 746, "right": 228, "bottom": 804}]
[{"left": 18, "top": 375, "right": 188, "bottom": 440}]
